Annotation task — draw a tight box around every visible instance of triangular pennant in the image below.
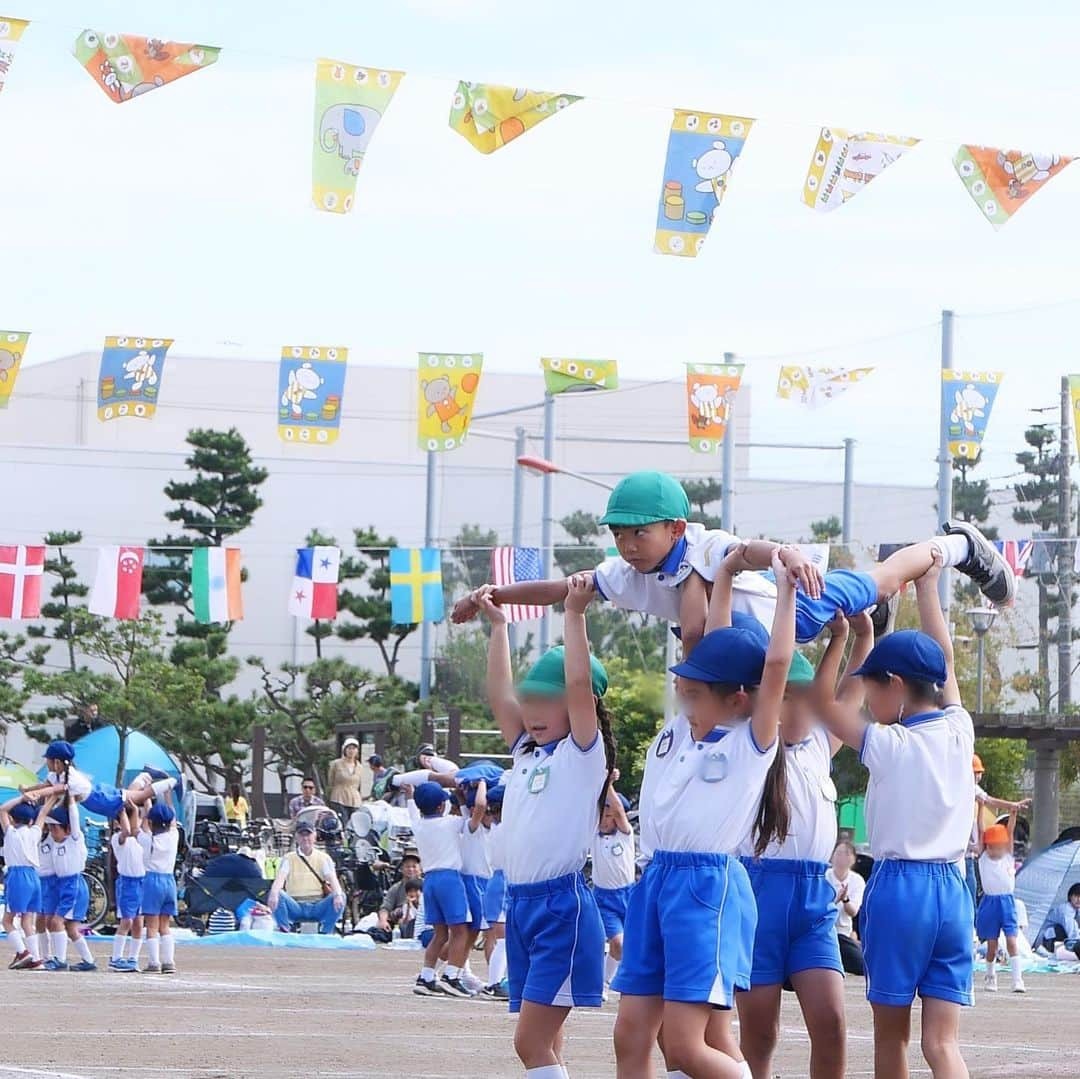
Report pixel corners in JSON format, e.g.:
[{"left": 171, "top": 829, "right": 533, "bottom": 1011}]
[
  {"left": 941, "top": 370, "right": 1003, "bottom": 459},
  {"left": 802, "top": 128, "right": 918, "bottom": 212},
  {"left": 0, "top": 18, "right": 29, "bottom": 97},
  {"left": 312, "top": 60, "right": 404, "bottom": 213},
  {"left": 540, "top": 358, "right": 618, "bottom": 395},
  {"left": 277, "top": 345, "right": 348, "bottom": 444},
  {"left": 776, "top": 366, "right": 874, "bottom": 408},
  {"left": 96, "top": 336, "right": 173, "bottom": 421},
  {"left": 73, "top": 31, "right": 219, "bottom": 103},
  {"left": 655, "top": 111, "right": 754, "bottom": 258},
  {"left": 686, "top": 362, "right": 743, "bottom": 453},
  {"left": 954, "top": 146, "right": 1072, "bottom": 229},
  {"left": 1069, "top": 375, "right": 1080, "bottom": 462},
  {"left": 0, "top": 331, "right": 29, "bottom": 408},
  {"left": 449, "top": 82, "right": 579, "bottom": 153}
]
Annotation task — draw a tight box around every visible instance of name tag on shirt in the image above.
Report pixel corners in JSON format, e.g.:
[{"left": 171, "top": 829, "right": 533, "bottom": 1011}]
[
  {"left": 656, "top": 730, "right": 674, "bottom": 758},
  {"left": 820, "top": 775, "right": 838, "bottom": 802},
  {"left": 611, "top": 842, "right": 624, "bottom": 858},
  {"left": 528, "top": 766, "right": 550, "bottom": 795},
  {"left": 701, "top": 749, "right": 728, "bottom": 783}
]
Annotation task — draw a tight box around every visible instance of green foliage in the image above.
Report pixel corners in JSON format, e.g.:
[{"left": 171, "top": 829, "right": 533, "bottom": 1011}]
[
  {"left": 831, "top": 746, "right": 868, "bottom": 799},
  {"left": 810, "top": 516, "right": 841, "bottom": 542},
  {"left": 601, "top": 658, "right": 665, "bottom": 799},
  {"left": 680, "top": 477, "right": 724, "bottom": 530},
  {"left": 25, "top": 531, "right": 95, "bottom": 672},
  {"left": 974, "top": 738, "right": 1027, "bottom": 802},
  {"left": 443, "top": 524, "right": 500, "bottom": 595}
]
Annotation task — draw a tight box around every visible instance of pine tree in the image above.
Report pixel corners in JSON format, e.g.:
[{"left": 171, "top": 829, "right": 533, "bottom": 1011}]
[
  {"left": 680, "top": 477, "right": 724, "bottom": 530},
  {"left": 25, "top": 530, "right": 96, "bottom": 672}
]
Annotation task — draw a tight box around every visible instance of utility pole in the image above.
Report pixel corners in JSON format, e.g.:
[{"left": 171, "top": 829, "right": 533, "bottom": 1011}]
[
  {"left": 936, "top": 310, "right": 954, "bottom": 610},
  {"left": 721, "top": 351, "right": 736, "bottom": 531},
  {"left": 539, "top": 393, "right": 555, "bottom": 653}
]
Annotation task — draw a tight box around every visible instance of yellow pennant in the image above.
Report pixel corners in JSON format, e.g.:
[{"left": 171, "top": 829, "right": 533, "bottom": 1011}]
[
  {"left": 802, "top": 129, "right": 918, "bottom": 212},
  {"left": 0, "top": 18, "right": 29, "bottom": 97},
  {"left": 0, "top": 331, "right": 29, "bottom": 408},
  {"left": 417, "top": 353, "right": 483, "bottom": 452},
  {"left": 777, "top": 366, "right": 874, "bottom": 408},
  {"left": 1069, "top": 376, "right": 1080, "bottom": 461},
  {"left": 449, "top": 83, "right": 579, "bottom": 153}
]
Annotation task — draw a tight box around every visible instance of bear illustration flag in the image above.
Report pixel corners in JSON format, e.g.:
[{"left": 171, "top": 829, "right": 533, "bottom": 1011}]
[
  {"left": 278, "top": 345, "right": 348, "bottom": 444},
  {"left": 0, "top": 545, "right": 45, "bottom": 619},
  {"left": 0, "top": 18, "right": 29, "bottom": 98},
  {"left": 0, "top": 331, "right": 29, "bottom": 409},
  {"left": 417, "top": 353, "right": 483, "bottom": 452},
  {"left": 686, "top": 362, "right": 744, "bottom": 454},
  {"left": 97, "top": 336, "right": 173, "bottom": 422},
  {"left": 191, "top": 547, "right": 243, "bottom": 625},
  {"left": 449, "top": 83, "right": 580, "bottom": 154},
  {"left": 73, "top": 31, "right": 220, "bottom": 103},
  {"left": 390, "top": 548, "right": 443, "bottom": 625},
  {"left": 953, "top": 147, "right": 1073, "bottom": 229},
  {"left": 802, "top": 129, "right": 918, "bottom": 212},
  {"left": 312, "top": 59, "right": 404, "bottom": 214},
  {"left": 941, "top": 370, "right": 1003, "bottom": 460},
  {"left": 288, "top": 546, "right": 340, "bottom": 620},
  {"left": 89, "top": 547, "right": 144, "bottom": 620}
]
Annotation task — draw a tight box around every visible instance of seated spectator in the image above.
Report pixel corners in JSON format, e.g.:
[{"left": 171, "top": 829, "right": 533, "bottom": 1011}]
[
  {"left": 288, "top": 779, "right": 326, "bottom": 820},
  {"left": 1039, "top": 882, "right": 1080, "bottom": 957},
  {"left": 224, "top": 783, "right": 249, "bottom": 829},
  {"left": 267, "top": 820, "right": 346, "bottom": 935},
  {"left": 397, "top": 880, "right": 422, "bottom": 939},
  {"left": 377, "top": 853, "right": 423, "bottom": 934},
  {"left": 826, "top": 839, "right": 866, "bottom": 976}
]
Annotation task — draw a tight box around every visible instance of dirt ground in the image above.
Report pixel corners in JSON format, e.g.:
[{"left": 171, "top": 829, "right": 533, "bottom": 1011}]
[{"left": 1, "top": 943, "right": 1078, "bottom": 1078}]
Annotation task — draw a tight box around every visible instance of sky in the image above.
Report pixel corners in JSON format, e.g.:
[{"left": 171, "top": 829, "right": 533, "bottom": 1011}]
[{"left": 3, "top": 0, "right": 1080, "bottom": 496}]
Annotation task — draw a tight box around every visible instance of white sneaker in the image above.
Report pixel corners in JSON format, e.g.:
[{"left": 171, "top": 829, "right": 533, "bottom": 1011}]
[
  {"left": 461, "top": 972, "right": 484, "bottom": 994},
  {"left": 1012, "top": 978, "right": 1027, "bottom": 994},
  {"left": 984, "top": 971, "right": 998, "bottom": 992}
]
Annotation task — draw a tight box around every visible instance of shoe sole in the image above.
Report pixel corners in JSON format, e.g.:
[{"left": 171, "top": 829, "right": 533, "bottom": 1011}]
[
  {"left": 413, "top": 982, "right": 444, "bottom": 997},
  {"left": 946, "top": 521, "right": 1016, "bottom": 605},
  {"left": 440, "top": 982, "right": 474, "bottom": 998}
]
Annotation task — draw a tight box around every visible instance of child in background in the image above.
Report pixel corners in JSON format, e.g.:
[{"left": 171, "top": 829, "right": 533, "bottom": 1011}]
[
  {"left": 1039, "top": 883, "right": 1080, "bottom": 957},
  {"left": 827, "top": 840, "right": 866, "bottom": 977},
  {"left": 36, "top": 810, "right": 59, "bottom": 967},
  {"left": 44, "top": 797, "right": 97, "bottom": 972},
  {"left": 141, "top": 800, "right": 180, "bottom": 974},
  {"left": 460, "top": 778, "right": 494, "bottom": 993},
  {"left": 1, "top": 793, "right": 54, "bottom": 969},
  {"left": 977, "top": 810, "right": 1025, "bottom": 993},
  {"left": 478, "top": 574, "right": 614, "bottom": 1078},
  {"left": 398, "top": 880, "right": 422, "bottom": 938},
  {"left": 224, "top": 784, "right": 249, "bottom": 829},
  {"left": 109, "top": 805, "right": 146, "bottom": 972},
  {"left": 590, "top": 779, "right": 635, "bottom": 998},
  {"left": 481, "top": 784, "right": 509, "bottom": 1000}
]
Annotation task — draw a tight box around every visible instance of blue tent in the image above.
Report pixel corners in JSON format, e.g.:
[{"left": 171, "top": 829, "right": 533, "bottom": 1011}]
[
  {"left": 37, "top": 726, "right": 180, "bottom": 790},
  {"left": 1015, "top": 839, "right": 1080, "bottom": 945}
]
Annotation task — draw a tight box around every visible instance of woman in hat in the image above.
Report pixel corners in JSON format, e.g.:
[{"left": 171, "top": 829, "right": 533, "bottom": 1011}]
[{"left": 327, "top": 737, "right": 364, "bottom": 812}]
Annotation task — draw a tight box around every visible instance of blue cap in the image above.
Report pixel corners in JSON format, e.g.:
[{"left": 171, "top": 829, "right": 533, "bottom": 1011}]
[
  {"left": 486, "top": 783, "right": 505, "bottom": 806},
  {"left": 45, "top": 740, "right": 75, "bottom": 762},
  {"left": 851, "top": 630, "right": 947, "bottom": 686},
  {"left": 731, "top": 611, "right": 770, "bottom": 650},
  {"left": 414, "top": 781, "right": 449, "bottom": 816},
  {"left": 671, "top": 627, "right": 767, "bottom": 686},
  {"left": 46, "top": 805, "right": 70, "bottom": 829},
  {"left": 10, "top": 802, "right": 36, "bottom": 824},
  {"left": 148, "top": 804, "right": 175, "bottom": 827}
]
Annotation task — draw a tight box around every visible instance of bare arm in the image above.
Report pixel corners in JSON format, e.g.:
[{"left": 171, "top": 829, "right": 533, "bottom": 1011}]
[
  {"left": 605, "top": 783, "right": 632, "bottom": 835},
  {"left": 468, "top": 780, "right": 487, "bottom": 832},
  {"left": 983, "top": 794, "right": 1032, "bottom": 812},
  {"left": 914, "top": 554, "right": 960, "bottom": 706},
  {"left": 815, "top": 614, "right": 850, "bottom": 696},
  {"left": 34, "top": 793, "right": 58, "bottom": 831},
  {"left": 678, "top": 571, "right": 709, "bottom": 657},
  {"left": 721, "top": 540, "right": 824, "bottom": 600},
  {"left": 752, "top": 552, "right": 797, "bottom": 753},
  {"left": 839, "top": 612, "right": 875, "bottom": 702},
  {"left": 476, "top": 588, "right": 524, "bottom": 748},
  {"left": 1006, "top": 804, "right": 1018, "bottom": 844},
  {"left": 453, "top": 579, "right": 570, "bottom": 624},
  {"left": 564, "top": 574, "right": 600, "bottom": 750},
  {"left": 704, "top": 547, "right": 741, "bottom": 633}
]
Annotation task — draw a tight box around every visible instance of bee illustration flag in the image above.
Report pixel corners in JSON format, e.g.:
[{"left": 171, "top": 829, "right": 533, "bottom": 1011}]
[
  {"left": 0, "top": 18, "right": 29, "bottom": 97},
  {"left": 686, "top": 362, "right": 744, "bottom": 454},
  {"left": 1069, "top": 375, "right": 1080, "bottom": 461},
  {"left": 312, "top": 60, "right": 404, "bottom": 214},
  {"left": 417, "top": 353, "right": 483, "bottom": 452},
  {"left": 97, "top": 336, "right": 173, "bottom": 422},
  {"left": 655, "top": 111, "right": 754, "bottom": 258},
  {"left": 802, "top": 128, "right": 918, "bottom": 212},
  {"left": 278, "top": 345, "right": 348, "bottom": 445},
  {"left": 0, "top": 331, "right": 29, "bottom": 409},
  {"left": 540, "top": 358, "right": 618, "bottom": 395},
  {"left": 73, "top": 31, "right": 219, "bottom": 103},
  {"left": 953, "top": 147, "right": 1073, "bottom": 229},
  {"left": 776, "top": 366, "right": 874, "bottom": 408},
  {"left": 390, "top": 547, "right": 444, "bottom": 624},
  {"left": 449, "top": 82, "right": 579, "bottom": 154},
  {"left": 942, "top": 370, "right": 1003, "bottom": 459}
]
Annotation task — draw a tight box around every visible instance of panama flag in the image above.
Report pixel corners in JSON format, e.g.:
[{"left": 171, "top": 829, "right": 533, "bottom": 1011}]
[
  {"left": 191, "top": 547, "right": 243, "bottom": 624},
  {"left": 288, "top": 546, "right": 340, "bottom": 619},
  {"left": 89, "top": 546, "right": 144, "bottom": 619},
  {"left": 0, "top": 545, "right": 45, "bottom": 619}
]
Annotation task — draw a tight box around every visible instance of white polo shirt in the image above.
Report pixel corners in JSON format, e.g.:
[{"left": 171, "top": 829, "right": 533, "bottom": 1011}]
[
  {"left": 413, "top": 813, "right": 465, "bottom": 873},
  {"left": 145, "top": 828, "right": 179, "bottom": 874},
  {"left": 645, "top": 720, "right": 779, "bottom": 855},
  {"left": 2, "top": 823, "right": 42, "bottom": 868},
  {"left": 48, "top": 766, "right": 93, "bottom": 801},
  {"left": 460, "top": 821, "right": 492, "bottom": 878},
  {"left": 826, "top": 867, "right": 865, "bottom": 936},
  {"left": 52, "top": 831, "right": 87, "bottom": 877},
  {"left": 502, "top": 733, "right": 608, "bottom": 886},
  {"left": 979, "top": 851, "right": 1016, "bottom": 896},
  {"left": 638, "top": 712, "right": 690, "bottom": 868},
  {"left": 739, "top": 727, "right": 837, "bottom": 862},
  {"left": 111, "top": 832, "right": 146, "bottom": 878},
  {"left": 591, "top": 828, "right": 636, "bottom": 890},
  {"left": 38, "top": 832, "right": 55, "bottom": 877},
  {"left": 860, "top": 705, "right": 975, "bottom": 862},
  {"left": 488, "top": 822, "right": 506, "bottom": 874}
]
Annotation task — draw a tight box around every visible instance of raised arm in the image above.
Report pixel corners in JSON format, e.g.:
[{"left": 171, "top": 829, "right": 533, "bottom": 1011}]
[
  {"left": 452, "top": 579, "right": 570, "bottom": 624},
  {"left": 704, "top": 547, "right": 742, "bottom": 633},
  {"left": 477, "top": 587, "right": 524, "bottom": 747},
  {"left": 914, "top": 554, "right": 961, "bottom": 707},
  {"left": 678, "top": 571, "right": 709, "bottom": 657},
  {"left": 838, "top": 612, "right": 875, "bottom": 703},
  {"left": 469, "top": 780, "right": 487, "bottom": 833},
  {"left": 751, "top": 551, "right": 797, "bottom": 753},
  {"left": 0, "top": 793, "right": 21, "bottom": 829},
  {"left": 66, "top": 791, "right": 82, "bottom": 841},
  {"left": 721, "top": 540, "right": 824, "bottom": 600},
  {"left": 811, "top": 612, "right": 870, "bottom": 751},
  {"left": 563, "top": 573, "right": 600, "bottom": 750},
  {"left": 605, "top": 781, "right": 632, "bottom": 835},
  {"left": 1005, "top": 804, "right": 1019, "bottom": 845},
  {"left": 815, "top": 614, "right": 850, "bottom": 697},
  {"left": 35, "top": 791, "right": 59, "bottom": 832}
]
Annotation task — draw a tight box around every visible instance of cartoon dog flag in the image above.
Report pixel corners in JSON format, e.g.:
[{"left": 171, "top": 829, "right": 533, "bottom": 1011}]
[
  {"left": 942, "top": 370, "right": 1003, "bottom": 459},
  {"left": 0, "top": 331, "right": 29, "bottom": 409},
  {"left": 686, "top": 362, "right": 744, "bottom": 454},
  {"left": 73, "top": 32, "right": 219, "bottom": 103},
  {"left": 655, "top": 111, "right": 754, "bottom": 257},
  {"left": 312, "top": 59, "right": 404, "bottom": 213},
  {"left": 802, "top": 128, "right": 918, "bottom": 212},
  {"left": 0, "top": 18, "right": 29, "bottom": 97},
  {"left": 953, "top": 147, "right": 1072, "bottom": 229},
  {"left": 417, "top": 353, "right": 483, "bottom": 452},
  {"left": 97, "top": 336, "right": 173, "bottom": 422},
  {"left": 278, "top": 346, "right": 348, "bottom": 445},
  {"left": 449, "top": 83, "right": 580, "bottom": 154}
]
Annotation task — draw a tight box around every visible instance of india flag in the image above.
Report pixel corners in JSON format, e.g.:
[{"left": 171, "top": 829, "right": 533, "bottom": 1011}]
[{"left": 191, "top": 547, "right": 243, "bottom": 624}]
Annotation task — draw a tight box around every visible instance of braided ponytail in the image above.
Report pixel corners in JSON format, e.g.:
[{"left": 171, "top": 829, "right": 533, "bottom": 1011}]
[
  {"left": 595, "top": 697, "right": 618, "bottom": 820},
  {"left": 751, "top": 745, "right": 790, "bottom": 858}
]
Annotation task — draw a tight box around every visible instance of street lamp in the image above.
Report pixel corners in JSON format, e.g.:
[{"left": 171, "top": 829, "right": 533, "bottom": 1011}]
[
  {"left": 516, "top": 455, "right": 615, "bottom": 492},
  {"left": 967, "top": 605, "right": 998, "bottom": 712}
]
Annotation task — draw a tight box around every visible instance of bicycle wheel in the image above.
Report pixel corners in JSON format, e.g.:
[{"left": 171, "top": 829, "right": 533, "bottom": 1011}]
[{"left": 83, "top": 869, "right": 109, "bottom": 931}]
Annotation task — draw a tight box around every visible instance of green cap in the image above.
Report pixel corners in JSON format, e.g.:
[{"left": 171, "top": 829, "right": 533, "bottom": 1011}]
[
  {"left": 599, "top": 471, "right": 691, "bottom": 527},
  {"left": 518, "top": 646, "right": 609, "bottom": 698},
  {"left": 787, "top": 651, "right": 815, "bottom": 685}
]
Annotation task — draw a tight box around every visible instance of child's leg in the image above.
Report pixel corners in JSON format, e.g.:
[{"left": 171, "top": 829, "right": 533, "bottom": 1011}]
[
  {"left": 614, "top": 994, "right": 663, "bottom": 1079},
  {"left": 22, "top": 912, "right": 40, "bottom": 960},
  {"left": 662, "top": 1001, "right": 744, "bottom": 1079},
  {"left": 112, "top": 919, "right": 131, "bottom": 963},
  {"left": 159, "top": 921, "right": 175, "bottom": 969},
  {"left": 4, "top": 910, "right": 25, "bottom": 956},
  {"left": 1005, "top": 935, "right": 1025, "bottom": 991},
  {"left": 446, "top": 922, "right": 471, "bottom": 972},
  {"left": 919, "top": 997, "right": 969, "bottom": 1079},
  {"left": 421, "top": 924, "right": 447, "bottom": 981},
  {"left": 128, "top": 916, "right": 144, "bottom": 961},
  {"left": 735, "top": 984, "right": 781, "bottom": 1079},
  {"left": 68, "top": 919, "right": 94, "bottom": 965},
  {"left": 871, "top": 1003, "right": 912, "bottom": 1079},
  {"left": 487, "top": 929, "right": 508, "bottom": 986},
  {"left": 984, "top": 937, "right": 998, "bottom": 964},
  {"left": 513, "top": 1000, "right": 570, "bottom": 1070},
  {"left": 791, "top": 968, "right": 846, "bottom": 1079}
]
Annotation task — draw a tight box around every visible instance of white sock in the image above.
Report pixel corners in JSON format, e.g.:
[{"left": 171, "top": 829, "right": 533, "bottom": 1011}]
[
  {"left": 1010, "top": 953, "right": 1024, "bottom": 985},
  {"left": 445, "top": 964, "right": 461, "bottom": 980},
  {"left": 112, "top": 935, "right": 127, "bottom": 961},
  {"left": 9, "top": 927, "right": 25, "bottom": 954},
  {"left": 160, "top": 935, "right": 175, "bottom": 965},
  {"left": 435, "top": 959, "right": 447, "bottom": 975},
  {"left": 931, "top": 534, "right": 970, "bottom": 568},
  {"left": 488, "top": 939, "right": 507, "bottom": 984},
  {"left": 73, "top": 935, "right": 94, "bottom": 964},
  {"left": 739, "top": 1065, "right": 752, "bottom": 1079},
  {"left": 145, "top": 938, "right": 160, "bottom": 966},
  {"left": 525, "top": 1068, "right": 564, "bottom": 1079},
  {"left": 151, "top": 778, "right": 176, "bottom": 799},
  {"left": 51, "top": 931, "right": 67, "bottom": 963},
  {"left": 421, "top": 965, "right": 436, "bottom": 982},
  {"left": 26, "top": 933, "right": 39, "bottom": 961},
  {"left": 561, "top": 1069, "right": 571, "bottom": 1078},
  {"left": 605, "top": 954, "right": 619, "bottom": 983},
  {"left": 129, "top": 936, "right": 144, "bottom": 960}
]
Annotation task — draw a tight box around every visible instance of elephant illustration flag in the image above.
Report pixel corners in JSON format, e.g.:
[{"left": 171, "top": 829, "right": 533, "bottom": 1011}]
[
  {"left": 97, "top": 336, "right": 173, "bottom": 422},
  {"left": 288, "top": 546, "right": 340, "bottom": 620},
  {"left": 89, "top": 546, "right": 144, "bottom": 620},
  {"left": 541, "top": 358, "right": 618, "bottom": 395},
  {"left": 776, "top": 366, "right": 874, "bottom": 408},
  {"left": 655, "top": 110, "right": 754, "bottom": 258},
  {"left": 0, "top": 545, "right": 44, "bottom": 620},
  {"left": 954, "top": 146, "right": 1073, "bottom": 229},
  {"left": 191, "top": 547, "right": 243, "bottom": 625},
  {"left": 686, "top": 362, "right": 743, "bottom": 454},
  {"left": 278, "top": 345, "right": 348, "bottom": 444},
  {"left": 802, "top": 128, "right": 918, "bottom": 212},
  {"left": 73, "top": 31, "right": 219, "bottom": 103},
  {"left": 0, "top": 331, "right": 29, "bottom": 408},
  {"left": 0, "top": 18, "right": 29, "bottom": 97},
  {"left": 390, "top": 548, "right": 444, "bottom": 624},
  {"left": 1069, "top": 375, "right": 1080, "bottom": 461},
  {"left": 417, "top": 353, "right": 483, "bottom": 452},
  {"left": 313, "top": 59, "right": 404, "bottom": 214},
  {"left": 941, "top": 370, "right": 1003, "bottom": 459},
  {"left": 449, "top": 82, "right": 580, "bottom": 154}
]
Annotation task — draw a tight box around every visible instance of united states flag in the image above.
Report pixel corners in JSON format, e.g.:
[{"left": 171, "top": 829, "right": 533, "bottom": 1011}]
[{"left": 491, "top": 546, "right": 544, "bottom": 623}]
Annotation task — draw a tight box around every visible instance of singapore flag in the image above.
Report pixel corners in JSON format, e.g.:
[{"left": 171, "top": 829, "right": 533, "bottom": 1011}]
[{"left": 89, "top": 546, "right": 145, "bottom": 620}]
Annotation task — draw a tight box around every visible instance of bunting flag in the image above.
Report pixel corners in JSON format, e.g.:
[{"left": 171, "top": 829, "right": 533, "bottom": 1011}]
[
  {"left": 776, "top": 366, "right": 874, "bottom": 408},
  {"left": 0, "top": 18, "right": 28, "bottom": 96},
  {"left": 73, "top": 31, "right": 219, "bottom": 103},
  {"left": 1069, "top": 375, "right": 1080, "bottom": 461},
  {"left": 540, "top": 358, "right": 618, "bottom": 395},
  {"left": 0, "top": 331, "right": 29, "bottom": 409},
  {"left": 655, "top": 111, "right": 754, "bottom": 258},
  {"left": 802, "top": 129, "right": 918, "bottom": 212},
  {"left": 0, "top": 545, "right": 44, "bottom": 619},
  {"left": 191, "top": 547, "right": 243, "bottom": 624},
  {"left": 89, "top": 546, "right": 144, "bottom": 619},
  {"left": 685, "top": 362, "right": 744, "bottom": 454},
  {"left": 954, "top": 147, "right": 1073, "bottom": 229},
  {"left": 389, "top": 548, "right": 444, "bottom": 624},
  {"left": 941, "top": 370, "right": 1003, "bottom": 459},
  {"left": 417, "top": 353, "right": 483, "bottom": 452},
  {"left": 97, "top": 336, "right": 173, "bottom": 422},
  {"left": 312, "top": 60, "right": 404, "bottom": 214},
  {"left": 449, "top": 83, "right": 579, "bottom": 154},
  {"left": 994, "top": 540, "right": 1033, "bottom": 578},
  {"left": 278, "top": 345, "right": 348, "bottom": 444},
  {"left": 288, "top": 546, "right": 340, "bottom": 620},
  {"left": 490, "top": 546, "right": 544, "bottom": 623}
]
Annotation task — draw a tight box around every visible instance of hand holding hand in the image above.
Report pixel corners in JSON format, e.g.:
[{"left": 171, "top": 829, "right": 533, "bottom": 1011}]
[
  {"left": 451, "top": 592, "right": 483, "bottom": 624},
  {"left": 778, "top": 547, "right": 824, "bottom": 600},
  {"left": 474, "top": 585, "right": 508, "bottom": 626},
  {"left": 850, "top": 611, "right": 875, "bottom": 639},
  {"left": 826, "top": 612, "right": 849, "bottom": 639},
  {"left": 564, "top": 573, "right": 596, "bottom": 614},
  {"left": 771, "top": 549, "right": 799, "bottom": 592},
  {"left": 917, "top": 549, "right": 944, "bottom": 588}
]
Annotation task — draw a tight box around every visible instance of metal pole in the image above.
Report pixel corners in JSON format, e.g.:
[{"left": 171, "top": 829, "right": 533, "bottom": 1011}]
[
  {"left": 419, "top": 450, "right": 437, "bottom": 701},
  {"left": 721, "top": 351, "right": 736, "bottom": 531},
  {"left": 510, "top": 427, "right": 526, "bottom": 656},
  {"left": 975, "top": 633, "right": 985, "bottom": 714},
  {"left": 1057, "top": 375, "right": 1073, "bottom": 716},
  {"left": 937, "top": 310, "right": 954, "bottom": 609},
  {"left": 540, "top": 394, "right": 555, "bottom": 653},
  {"left": 842, "top": 438, "right": 855, "bottom": 545}
]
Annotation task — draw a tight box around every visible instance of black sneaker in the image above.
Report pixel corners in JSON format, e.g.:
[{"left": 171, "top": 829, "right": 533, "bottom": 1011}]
[
  {"left": 945, "top": 521, "right": 1016, "bottom": 606},
  {"left": 413, "top": 975, "right": 444, "bottom": 997},
  {"left": 481, "top": 982, "right": 509, "bottom": 1000},
  {"left": 440, "top": 974, "right": 476, "bottom": 998},
  {"left": 869, "top": 593, "right": 899, "bottom": 639}
]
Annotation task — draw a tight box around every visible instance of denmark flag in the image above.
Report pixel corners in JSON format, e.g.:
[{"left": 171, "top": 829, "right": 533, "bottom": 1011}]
[
  {"left": 0, "top": 545, "right": 45, "bottom": 619},
  {"left": 89, "top": 546, "right": 144, "bottom": 620}
]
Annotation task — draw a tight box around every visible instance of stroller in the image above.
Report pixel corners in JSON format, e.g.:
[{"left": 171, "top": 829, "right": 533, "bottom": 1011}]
[{"left": 180, "top": 851, "right": 270, "bottom": 936}]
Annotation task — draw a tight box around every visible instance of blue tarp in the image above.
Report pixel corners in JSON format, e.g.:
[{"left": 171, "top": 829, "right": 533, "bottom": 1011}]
[
  {"left": 36, "top": 726, "right": 180, "bottom": 789},
  {"left": 1015, "top": 839, "right": 1080, "bottom": 946},
  {"left": 179, "top": 930, "right": 376, "bottom": 950}
]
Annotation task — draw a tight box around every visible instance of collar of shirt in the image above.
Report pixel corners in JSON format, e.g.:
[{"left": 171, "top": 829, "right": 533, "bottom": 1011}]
[
  {"left": 900, "top": 709, "right": 947, "bottom": 729},
  {"left": 698, "top": 726, "right": 729, "bottom": 744},
  {"left": 524, "top": 736, "right": 562, "bottom": 756},
  {"left": 650, "top": 536, "right": 691, "bottom": 587}
]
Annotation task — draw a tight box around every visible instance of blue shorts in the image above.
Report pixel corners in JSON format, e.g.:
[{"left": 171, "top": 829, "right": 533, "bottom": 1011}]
[
  {"left": 506, "top": 871, "right": 604, "bottom": 1014},
  {"left": 422, "top": 869, "right": 469, "bottom": 928},
  {"left": 795, "top": 570, "right": 879, "bottom": 643},
  {"left": 4, "top": 865, "right": 41, "bottom": 915},
  {"left": 82, "top": 784, "right": 125, "bottom": 821},
  {"left": 55, "top": 874, "right": 89, "bottom": 923},
  {"left": 462, "top": 873, "right": 490, "bottom": 931},
  {"left": 862, "top": 860, "right": 973, "bottom": 1007},
  {"left": 614, "top": 850, "right": 756, "bottom": 1008},
  {"left": 39, "top": 875, "right": 58, "bottom": 916},
  {"left": 418, "top": 928, "right": 434, "bottom": 948},
  {"left": 141, "top": 871, "right": 178, "bottom": 917},
  {"left": 483, "top": 870, "right": 507, "bottom": 925},
  {"left": 976, "top": 893, "right": 1019, "bottom": 941},
  {"left": 594, "top": 884, "right": 634, "bottom": 940},
  {"left": 741, "top": 858, "right": 842, "bottom": 986},
  {"left": 116, "top": 875, "right": 145, "bottom": 921}
]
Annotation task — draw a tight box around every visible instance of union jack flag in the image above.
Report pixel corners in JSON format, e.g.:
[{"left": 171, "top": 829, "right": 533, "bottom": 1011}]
[
  {"left": 490, "top": 546, "right": 544, "bottom": 623},
  {"left": 993, "top": 539, "right": 1033, "bottom": 577}
]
